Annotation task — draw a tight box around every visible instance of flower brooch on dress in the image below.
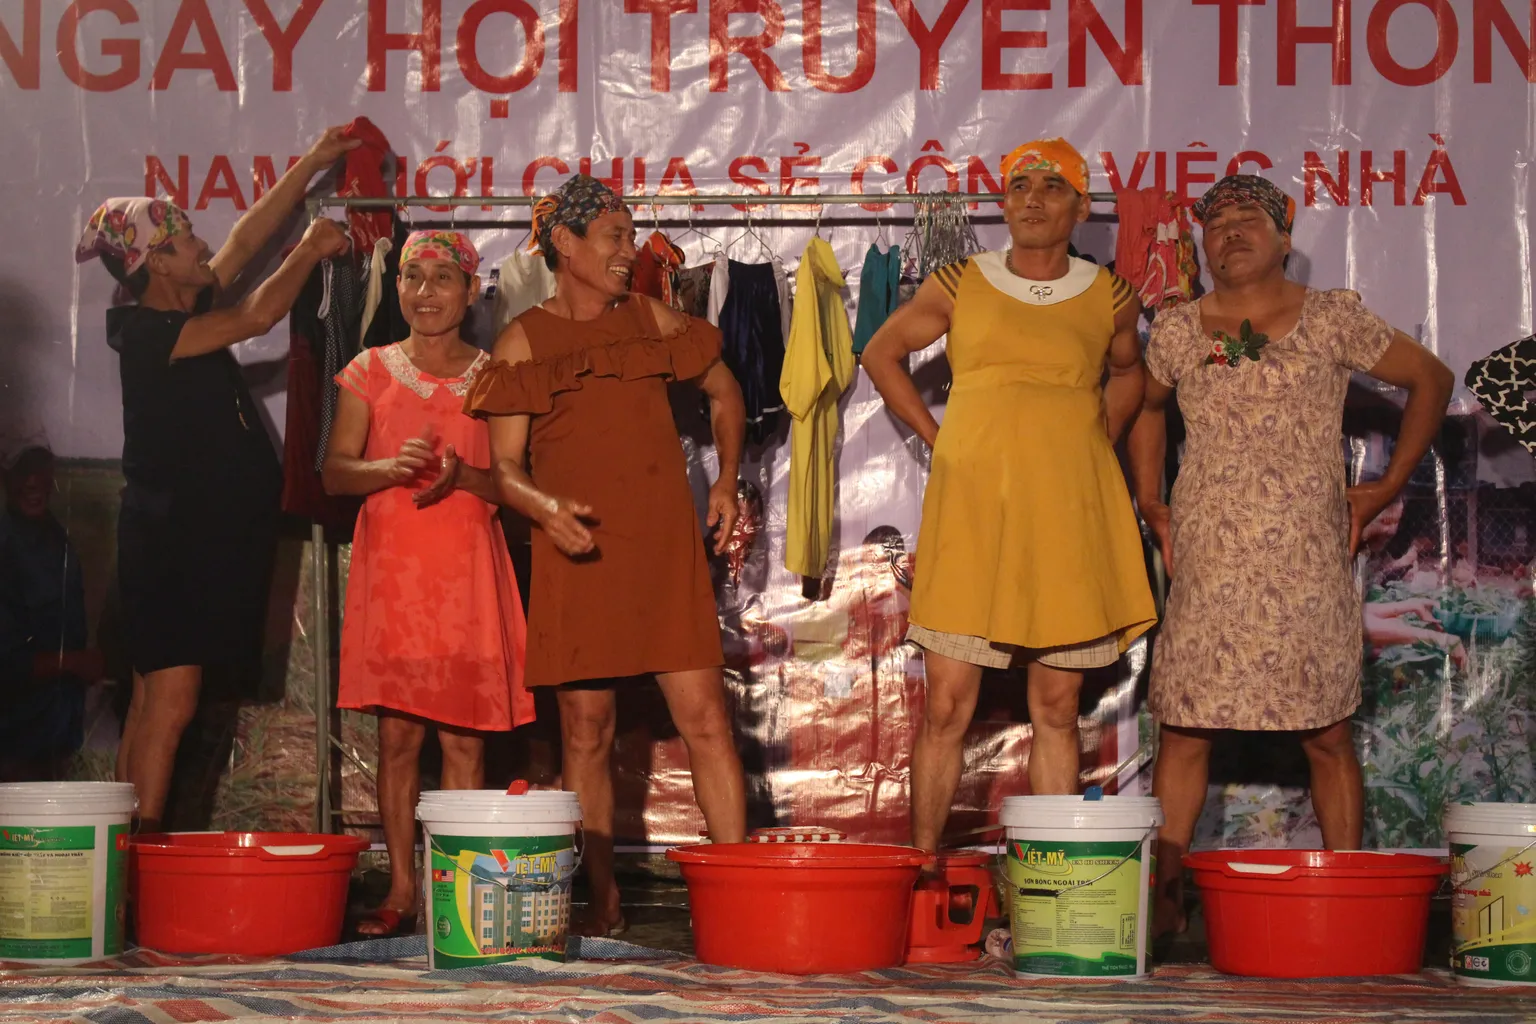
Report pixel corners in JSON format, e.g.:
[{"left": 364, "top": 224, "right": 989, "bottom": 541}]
[{"left": 1204, "top": 320, "right": 1270, "bottom": 367}]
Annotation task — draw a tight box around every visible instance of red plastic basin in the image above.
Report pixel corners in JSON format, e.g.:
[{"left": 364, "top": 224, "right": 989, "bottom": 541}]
[
  {"left": 131, "top": 832, "right": 368, "bottom": 956},
  {"left": 669, "top": 842, "right": 930, "bottom": 974},
  {"left": 1186, "top": 849, "right": 1447, "bottom": 978}
]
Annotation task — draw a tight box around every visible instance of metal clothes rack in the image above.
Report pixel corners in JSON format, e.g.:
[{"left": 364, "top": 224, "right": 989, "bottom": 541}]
[
  {"left": 306, "top": 191, "right": 1118, "bottom": 215},
  {"left": 302, "top": 188, "right": 1120, "bottom": 834}
]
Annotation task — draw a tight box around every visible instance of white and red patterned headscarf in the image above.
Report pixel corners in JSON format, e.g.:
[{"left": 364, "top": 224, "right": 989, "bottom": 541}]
[{"left": 75, "top": 197, "right": 191, "bottom": 275}]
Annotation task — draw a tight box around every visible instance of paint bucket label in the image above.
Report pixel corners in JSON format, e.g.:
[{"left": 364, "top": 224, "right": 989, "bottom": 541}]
[
  {"left": 1451, "top": 842, "right": 1536, "bottom": 983},
  {"left": 0, "top": 823, "right": 127, "bottom": 961},
  {"left": 427, "top": 831, "right": 577, "bottom": 967},
  {"left": 1006, "top": 838, "right": 1146, "bottom": 977}
]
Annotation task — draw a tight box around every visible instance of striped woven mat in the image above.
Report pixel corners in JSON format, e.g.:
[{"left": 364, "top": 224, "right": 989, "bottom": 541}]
[{"left": 3, "top": 937, "right": 1533, "bottom": 1023}]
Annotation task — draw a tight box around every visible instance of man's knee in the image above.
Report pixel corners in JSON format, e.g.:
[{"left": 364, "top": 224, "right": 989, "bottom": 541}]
[
  {"left": 923, "top": 685, "right": 977, "bottom": 739},
  {"left": 1157, "top": 725, "right": 1215, "bottom": 763},
  {"left": 143, "top": 689, "right": 198, "bottom": 736},
  {"left": 1301, "top": 720, "right": 1356, "bottom": 761},
  {"left": 560, "top": 698, "right": 616, "bottom": 759},
  {"left": 1028, "top": 679, "right": 1081, "bottom": 732},
  {"left": 437, "top": 730, "right": 484, "bottom": 763},
  {"left": 379, "top": 718, "right": 427, "bottom": 764}
]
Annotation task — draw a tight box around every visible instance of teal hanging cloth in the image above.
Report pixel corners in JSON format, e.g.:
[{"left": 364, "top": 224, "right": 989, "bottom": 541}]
[{"left": 851, "top": 243, "right": 902, "bottom": 356}]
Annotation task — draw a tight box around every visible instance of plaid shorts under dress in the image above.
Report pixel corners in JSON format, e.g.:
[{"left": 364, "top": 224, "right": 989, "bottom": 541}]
[{"left": 906, "top": 624, "right": 1121, "bottom": 670}]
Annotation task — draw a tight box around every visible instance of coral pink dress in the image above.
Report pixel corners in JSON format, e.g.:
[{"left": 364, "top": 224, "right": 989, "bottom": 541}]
[{"left": 335, "top": 345, "right": 533, "bottom": 732}]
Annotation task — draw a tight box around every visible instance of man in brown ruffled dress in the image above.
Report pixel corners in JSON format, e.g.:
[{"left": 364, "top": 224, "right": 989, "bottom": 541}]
[{"left": 466, "top": 175, "right": 747, "bottom": 935}]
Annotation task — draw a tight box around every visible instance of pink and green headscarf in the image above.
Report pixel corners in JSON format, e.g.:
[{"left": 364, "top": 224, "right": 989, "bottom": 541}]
[
  {"left": 75, "top": 198, "right": 191, "bottom": 275},
  {"left": 399, "top": 230, "right": 481, "bottom": 276}
]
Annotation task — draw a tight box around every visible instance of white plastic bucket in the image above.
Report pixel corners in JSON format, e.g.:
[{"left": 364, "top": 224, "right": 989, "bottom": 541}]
[
  {"left": 0, "top": 782, "right": 136, "bottom": 965},
  {"left": 1000, "top": 795, "right": 1164, "bottom": 979},
  {"left": 416, "top": 789, "right": 582, "bottom": 968},
  {"left": 1446, "top": 802, "right": 1536, "bottom": 986}
]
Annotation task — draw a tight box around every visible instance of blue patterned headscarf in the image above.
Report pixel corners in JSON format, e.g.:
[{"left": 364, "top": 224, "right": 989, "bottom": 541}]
[
  {"left": 1193, "top": 175, "right": 1296, "bottom": 235},
  {"left": 529, "top": 174, "right": 626, "bottom": 257}
]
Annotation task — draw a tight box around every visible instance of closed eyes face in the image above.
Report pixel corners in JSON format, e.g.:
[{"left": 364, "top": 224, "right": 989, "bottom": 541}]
[{"left": 1203, "top": 203, "right": 1290, "bottom": 279}]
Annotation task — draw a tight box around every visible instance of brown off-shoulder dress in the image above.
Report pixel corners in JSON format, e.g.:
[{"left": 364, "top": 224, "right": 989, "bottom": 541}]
[{"left": 463, "top": 295, "right": 726, "bottom": 688}]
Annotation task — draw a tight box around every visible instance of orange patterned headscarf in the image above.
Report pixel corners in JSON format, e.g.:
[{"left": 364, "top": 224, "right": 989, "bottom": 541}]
[{"left": 1001, "top": 138, "right": 1090, "bottom": 196}]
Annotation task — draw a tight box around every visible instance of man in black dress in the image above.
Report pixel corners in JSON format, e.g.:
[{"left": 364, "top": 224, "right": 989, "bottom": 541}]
[{"left": 76, "top": 128, "right": 356, "bottom": 830}]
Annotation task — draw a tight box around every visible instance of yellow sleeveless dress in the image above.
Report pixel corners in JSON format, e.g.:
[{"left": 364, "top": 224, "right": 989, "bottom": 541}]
[{"left": 908, "top": 253, "right": 1156, "bottom": 653}]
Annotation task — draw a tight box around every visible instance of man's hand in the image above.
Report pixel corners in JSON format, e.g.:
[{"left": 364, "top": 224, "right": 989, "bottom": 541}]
[
  {"left": 706, "top": 479, "right": 739, "bottom": 555},
  {"left": 414, "top": 444, "right": 460, "bottom": 508},
  {"left": 305, "top": 126, "right": 363, "bottom": 168},
  {"left": 301, "top": 218, "right": 351, "bottom": 260},
  {"left": 386, "top": 437, "right": 434, "bottom": 485},
  {"left": 538, "top": 496, "right": 598, "bottom": 556},
  {"left": 1346, "top": 479, "right": 1397, "bottom": 557}
]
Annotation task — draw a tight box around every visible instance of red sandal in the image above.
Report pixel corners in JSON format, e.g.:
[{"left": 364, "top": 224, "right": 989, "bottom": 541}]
[{"left": 356, "top": 906, "right": 416, "bottom": 938}]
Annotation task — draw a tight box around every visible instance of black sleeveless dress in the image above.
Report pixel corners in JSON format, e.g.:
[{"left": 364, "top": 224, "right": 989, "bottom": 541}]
[{"left": 107, "top": 298, "right": 281, "bottom": 687}]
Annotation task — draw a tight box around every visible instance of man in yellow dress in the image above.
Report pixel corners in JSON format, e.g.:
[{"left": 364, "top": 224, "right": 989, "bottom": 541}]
[{"left": 862, "top": 138, "right": 1156, "bottom": 851}]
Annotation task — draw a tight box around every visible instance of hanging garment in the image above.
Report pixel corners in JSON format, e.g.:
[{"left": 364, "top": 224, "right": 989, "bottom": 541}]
[
  {"left": 358, "top": 236, "right": 393, "bottom": 346},
  {"left": 314, "top": 260, "right": 363, "bottom": 472},
  {"left": 363, "top": 218, "right": 413, "bottom": 351},
  {"left": 776, "top": 256, "right": 793, "bottom": 344},
  {"left": 280, "top": 264, "right": 358, "bottom": 531},
  {"left": 780, "top": 237, "right": 855, "bottom": 578},
  {"left": 633, "top": 231, "right": 685, "bottom": 308},
  {"left": 1113, "top": 188, "right": 1197, "bottom": 311},
  {"left": 717, "top": 259, "right": 789, "bottom": 445},
  {"left": 339, "top": 117, "right": 395, "bottom": 254},
  {"left": 1467, "top": 334, "right": 1536, "bottom": 458},
  {"left": 492, "top": 251, "right": 558, "bottom": 334},
  {"left": 852, "top": 244, "right": 902, "bottom": 355},
  {"left": 707, "top": 252, "right": 731, "bottom": 325},
  {"left": 677, "top": 263, "right": 713, "bottom": 319}
]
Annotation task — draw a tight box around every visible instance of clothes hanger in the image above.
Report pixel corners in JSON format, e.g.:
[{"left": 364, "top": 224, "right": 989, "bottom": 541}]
[
  {"left": 513, "top": 220, "right": 533, "bottom": 252},
  {"left": 647, "top": 202, "right": 665, "bottom": 244},
  {"left": 673, "top": 205, "right": 725, "bottom": 263},
  {"left": 731, "top": 208, "right": 776, "bottom": 264},
  {"left": 902, "top": 197, "right": 928, "bottom": 277}
]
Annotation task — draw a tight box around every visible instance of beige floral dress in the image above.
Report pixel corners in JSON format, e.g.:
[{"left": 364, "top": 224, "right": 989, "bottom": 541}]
[{"left": 1145, "top": 289, "right": 1395, "bottom": 731}]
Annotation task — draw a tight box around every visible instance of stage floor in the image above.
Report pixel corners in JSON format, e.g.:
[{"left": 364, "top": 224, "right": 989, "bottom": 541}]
[{"left": 5, "top": 935, "right": 1535, "bottom": 1024}]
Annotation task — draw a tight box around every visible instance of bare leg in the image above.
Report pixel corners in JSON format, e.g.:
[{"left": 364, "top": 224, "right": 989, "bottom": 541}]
[
  {"left": 436, "top": 728, "right": 486, "bottom": 791},
  {"left": 123, "top": 665, "right": 200, "bottom": 832},
  {"left": 556, "top": 688, "right": 622, "bottom": 936},
  {"left": 358, "top": 713, "right": 427, "bottom": 935},
  {"left": 657, "top": 668, "right": 746, "bottom": 845},
  {"left": 1151, "top": 724, "right": 1215, "bottom": 937},
  {"left": 116, "top": 672, "right": 146, "bottom": 789},
  {"left": 1300, "top": 718, "right": 1364, "bottom": 849},
  {"left": 909, "top": 650, "right": 984, "bottom": 852},
  {"left": 1025, "top": 661, "right": 1084, "bottom": 795}
]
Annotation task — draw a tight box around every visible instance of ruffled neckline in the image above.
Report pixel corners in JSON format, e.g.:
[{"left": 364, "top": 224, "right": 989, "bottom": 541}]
[{"left": 461, "top": 303, "right": 719, "bottom": 417}]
